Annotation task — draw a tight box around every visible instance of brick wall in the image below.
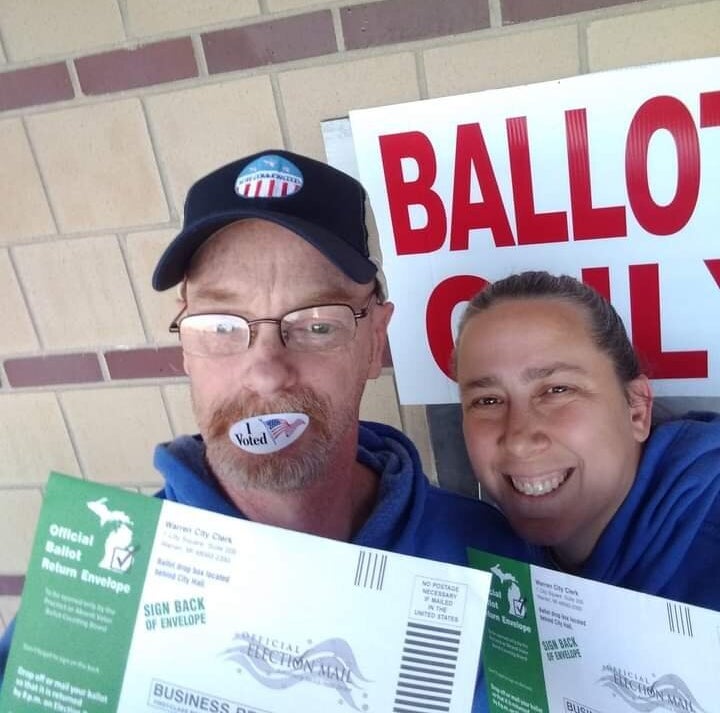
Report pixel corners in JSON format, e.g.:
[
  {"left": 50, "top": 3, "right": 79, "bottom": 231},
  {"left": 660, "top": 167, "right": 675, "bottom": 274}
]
[{"left": 1, "top": 0, "right": 719, "bottom": 629}]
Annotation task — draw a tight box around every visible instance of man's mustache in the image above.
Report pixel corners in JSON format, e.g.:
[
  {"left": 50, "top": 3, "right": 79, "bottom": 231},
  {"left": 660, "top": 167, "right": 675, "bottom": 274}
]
[{"left": 207, "top": 388, "right": 330, "bottom": 442}]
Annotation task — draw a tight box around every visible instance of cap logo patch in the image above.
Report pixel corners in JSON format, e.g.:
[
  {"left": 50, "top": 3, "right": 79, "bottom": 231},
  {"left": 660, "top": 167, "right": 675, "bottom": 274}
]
[{"left": 234, "top": 154, "right": 303, "bottom": 199}]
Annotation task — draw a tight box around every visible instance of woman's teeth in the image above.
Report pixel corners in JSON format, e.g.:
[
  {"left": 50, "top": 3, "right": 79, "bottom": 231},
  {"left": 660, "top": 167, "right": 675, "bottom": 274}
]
[{"left": 510, "top": 470, "right": 570, "bottom": 496}]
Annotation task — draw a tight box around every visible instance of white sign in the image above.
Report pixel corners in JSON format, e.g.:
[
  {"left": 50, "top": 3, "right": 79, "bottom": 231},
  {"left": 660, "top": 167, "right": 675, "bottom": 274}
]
[
  {"left": 2, "top": 474, "right": 492, "bottom": 713},
  {"left": 350, "top": 58, "right": 720, "bottom": 405},
  {"left": 469, "top": 551, "right": 720, "bottom": 713}
]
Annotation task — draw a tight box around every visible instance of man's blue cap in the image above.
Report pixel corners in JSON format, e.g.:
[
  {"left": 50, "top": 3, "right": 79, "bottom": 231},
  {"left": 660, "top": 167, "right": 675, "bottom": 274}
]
[{"left": 152, "top": 149, "right": 379, "bottom": 291}]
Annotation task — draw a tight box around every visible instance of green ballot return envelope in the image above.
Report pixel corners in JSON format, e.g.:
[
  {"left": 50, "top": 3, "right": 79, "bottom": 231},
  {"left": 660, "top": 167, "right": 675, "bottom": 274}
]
[
  {"left": 468, "top": 550, "right": 720, "bottom": 713},
  {"left": 0, "top": 474, "right": 492, "bottom": 713}
]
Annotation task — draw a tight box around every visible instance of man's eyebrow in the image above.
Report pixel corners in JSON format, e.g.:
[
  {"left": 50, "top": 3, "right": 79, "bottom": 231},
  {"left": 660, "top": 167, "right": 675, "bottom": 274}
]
[
  {"left": 188, "top": 286, "right": 358, "bottom": 308},
  {"left": 302, "top": 289, "right": 357, "bottom": 304},
  {"left": 190, "top": 286, "right": 238, "bottom": 303},
  {"left": 459, "top": 375, "right": 499, "bottom": 391}
]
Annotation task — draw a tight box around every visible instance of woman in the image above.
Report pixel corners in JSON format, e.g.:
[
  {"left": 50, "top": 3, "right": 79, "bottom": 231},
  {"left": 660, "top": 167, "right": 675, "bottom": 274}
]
[{"left": 454, "top": 271, "right": 720, "bottom": 610}]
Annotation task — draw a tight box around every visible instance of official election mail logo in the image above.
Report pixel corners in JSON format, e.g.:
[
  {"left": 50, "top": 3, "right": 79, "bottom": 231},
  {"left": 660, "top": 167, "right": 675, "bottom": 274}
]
[
  {"left": 598, "top": 665, "right": 709, "bottom": 713},
  {"left": 86, "top": 497, "right": 137, "bottom": 573},
  {"left": 222, "top": 631, "right": 370, "bottom": 711},
  {"left": 235, "top": 154, "right": 303, "bottom": 199},
  {"left": 229, "top": 413, "right": 309, "bottom": 454}
]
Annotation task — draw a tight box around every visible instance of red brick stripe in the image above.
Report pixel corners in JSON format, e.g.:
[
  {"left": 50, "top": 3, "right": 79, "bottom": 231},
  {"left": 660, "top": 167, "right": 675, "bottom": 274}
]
[
  {"left": 203, "top": 11, "right": 337, "bottom": 74},
  {"left": 0, "top": 575, "right": 24, "bottom": 597},
  {"left": 105, "top": 346, "right": 185, "bottom": 379},
  {"left": 501, "top": 0, "right": 640, "bottom": 24},
  {"left": 75, "top": 37, "right": 198, "bottom": 95},
  {"left": 5, "top": 353, "right": 103, "bottom": 388},
  {"left": 0, "top": 63, "right": 73, "bottom": 112},
  {"left": 342, "top": 0, "right": 489, "bottom": 50}
]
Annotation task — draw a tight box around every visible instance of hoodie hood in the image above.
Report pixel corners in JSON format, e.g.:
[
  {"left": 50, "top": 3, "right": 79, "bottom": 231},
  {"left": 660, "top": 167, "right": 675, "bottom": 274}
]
[
  {"left": 153, "top": 421, "right": 430, "bottom": 551},
  {"left": 539, "top": 412, "right": 720, "bottom": 607}
]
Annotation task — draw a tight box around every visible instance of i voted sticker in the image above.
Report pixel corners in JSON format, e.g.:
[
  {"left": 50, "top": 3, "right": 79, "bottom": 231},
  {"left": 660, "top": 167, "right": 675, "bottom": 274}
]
[{"left": 229, "top": 413, "right": 309, "bottom": 454}]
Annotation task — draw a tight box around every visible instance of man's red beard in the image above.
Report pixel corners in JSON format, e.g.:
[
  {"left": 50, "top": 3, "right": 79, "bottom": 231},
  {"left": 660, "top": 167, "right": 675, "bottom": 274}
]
[{"left": 200, "top": 388, "right": 334, "bottom": 493}]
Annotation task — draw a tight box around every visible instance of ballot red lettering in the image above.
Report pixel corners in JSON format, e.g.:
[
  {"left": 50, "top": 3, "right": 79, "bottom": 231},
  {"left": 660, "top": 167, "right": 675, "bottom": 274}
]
[
  {"left": 625, "top": 97, "right": 700, "bottom": 236},
  {"left": 704, "top": 259, "right": 720, "bottom": 288},
  {"left": 379, "top": 131, "right": 446, "bottom": 255},
  {"left": 700, "top": 90, "right": 720, "bottom": 127},
  {"left": 450, "top": 123, "right": 515, "bottom": 249},
  {"left": 566, "top": 109, "right": 627, "bottom": 240},
  {"left": 507, "top": 116, "right": 569, "bottom": 245}
]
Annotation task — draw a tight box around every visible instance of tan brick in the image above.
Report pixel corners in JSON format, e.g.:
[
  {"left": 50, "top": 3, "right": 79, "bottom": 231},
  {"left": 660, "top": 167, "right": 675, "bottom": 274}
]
[
  {"left": 0, "top": 489, "right": 42, "bottom": 572},
  {"left": 266, "top": 0, "right": 332, "bottom": 10},
  {"left": 0, "top": 597, "right": 22, "bottom": 628},
  {"left": 163, "top": 383, "right": 197, "bottom": 437},
  {"left": 279, "top": 54, "right": 420, "bottom": 157},
  {"left": 60, "top": 387, "right": 172, "bottom": 486},
  {"left": 425, "top": 25, "right": 579, "bottom": 97},
  {"left": 14, "top": 236, "right": 146, "bottom": 350},
  {"left": 26, "top": 100, "right": 169, "bottom": 233},
  {"left": 145, "top": 78, "right": 282, "bottom": 215},
  {"left": 0, "top": 249, "right": 39, "bottom": 355},
  {"left": 0, "top": 119, "right": 55, "bottom": 245},
  {"left": 588, "top": 2, "right": 720, "bottom": 71},
  {"left": 359, "top": 371, "right": 402, "bottom": 430},
  {"left": 125, "top": 0, "right": 258, "bottom": 37},
  {"left": 0, "top": 393, "right": 80, "bottom": 487},
  {"left": 0, "top": 0, "right": 125, "bottom": 63},
  {"left": 125, "top": 229, "right": 182, "bottom": 344},
  {"left": 267, "top": 0, "right": 366, "bottom": 9}
]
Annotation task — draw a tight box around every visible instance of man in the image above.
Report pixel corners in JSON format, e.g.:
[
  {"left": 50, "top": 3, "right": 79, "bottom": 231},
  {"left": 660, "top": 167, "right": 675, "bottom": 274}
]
[{"left": 0, "top": 151, "right": 528, "bottom": 706}]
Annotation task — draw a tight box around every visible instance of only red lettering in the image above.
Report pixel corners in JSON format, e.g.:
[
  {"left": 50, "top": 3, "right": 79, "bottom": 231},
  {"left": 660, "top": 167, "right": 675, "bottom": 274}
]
[
  {"left": 426, "top": 275, "right": 488, "bottom": 378},
  {"left": 425, "top": 264, "right": 713, "bottom": 382},
  {"left": 629, "top": 263, "right": 707, "bottom": 378},
  {"left": 580, "top": 266, "right": 611, "bottom": 300}
]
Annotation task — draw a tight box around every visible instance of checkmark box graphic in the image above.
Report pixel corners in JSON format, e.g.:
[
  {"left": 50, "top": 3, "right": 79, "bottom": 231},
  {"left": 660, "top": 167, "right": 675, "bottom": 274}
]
[
  {"left": 512, "top": 597, "right": 526, "bottom": 617},
  {"left": 111, "top": 545, "right": 136, "bottom": 572}
]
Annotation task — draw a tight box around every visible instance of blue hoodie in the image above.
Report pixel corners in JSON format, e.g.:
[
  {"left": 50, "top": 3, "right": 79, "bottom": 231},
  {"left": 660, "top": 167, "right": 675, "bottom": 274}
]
[
  {"left": 0, "top": 421, "right": 530, "bottom": 710},
  {"left": 533, "top": 412, "right": 720, "bottom": 610},
  {"left": 152, "top": 421, "right": 530, "bottom": 564}
]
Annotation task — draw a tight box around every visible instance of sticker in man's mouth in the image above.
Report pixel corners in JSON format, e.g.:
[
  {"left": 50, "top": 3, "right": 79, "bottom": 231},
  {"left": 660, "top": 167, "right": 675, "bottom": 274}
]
[{"left": 228, "top": 413, "right": 309, "bottom": 454}]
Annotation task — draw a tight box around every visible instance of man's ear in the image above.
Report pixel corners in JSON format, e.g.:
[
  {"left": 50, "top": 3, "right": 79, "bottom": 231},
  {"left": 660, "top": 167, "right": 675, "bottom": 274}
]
[
  {"left": 627, "top": 374, "right": 653, "bottom": 443},
  {"left": 177, "top": 283, "right": 189, "bottom": 375},
  {"left": 367, "top": 301, "right": 394, "bottom": 380}
]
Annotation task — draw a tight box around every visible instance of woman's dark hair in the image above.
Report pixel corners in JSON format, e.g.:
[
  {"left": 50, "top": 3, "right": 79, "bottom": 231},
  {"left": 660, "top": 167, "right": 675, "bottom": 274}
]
[{"left": 456, "top": 271, "right": 641, "bottom": 384}]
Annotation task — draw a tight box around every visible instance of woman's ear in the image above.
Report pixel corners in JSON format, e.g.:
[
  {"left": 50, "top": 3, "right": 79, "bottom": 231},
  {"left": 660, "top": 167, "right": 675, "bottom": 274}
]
[{"left": 627, "top": 374, "right": 654, "bottom": 443}]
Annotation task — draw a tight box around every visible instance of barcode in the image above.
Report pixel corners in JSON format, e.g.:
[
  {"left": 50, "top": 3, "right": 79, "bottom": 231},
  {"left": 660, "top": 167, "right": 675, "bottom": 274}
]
[
  {"left": 667, "top": 601, "right": 694, "bottom": 637},
  {"left": 392, "top": 621, "right": 460, "bottom": 712},
  {"left": 353, "top": 550, "right": 387, "bottom": 590}
]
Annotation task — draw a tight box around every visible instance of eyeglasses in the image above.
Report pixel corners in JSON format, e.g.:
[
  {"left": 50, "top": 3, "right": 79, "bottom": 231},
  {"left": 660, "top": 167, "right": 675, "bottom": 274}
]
[{"left": 170, "top": 295, "right": 377, "bottom": 356}]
